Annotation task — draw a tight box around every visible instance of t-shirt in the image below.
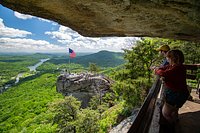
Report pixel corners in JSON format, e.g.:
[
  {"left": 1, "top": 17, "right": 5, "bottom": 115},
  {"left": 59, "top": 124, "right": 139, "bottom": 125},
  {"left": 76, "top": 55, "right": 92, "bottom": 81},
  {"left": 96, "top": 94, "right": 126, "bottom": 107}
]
[
  {"left": 162, "top": 58, "right": 169, "bottom": 66},
  {"left": 155, "top": 64, "right": 187, "bottom": 92}
]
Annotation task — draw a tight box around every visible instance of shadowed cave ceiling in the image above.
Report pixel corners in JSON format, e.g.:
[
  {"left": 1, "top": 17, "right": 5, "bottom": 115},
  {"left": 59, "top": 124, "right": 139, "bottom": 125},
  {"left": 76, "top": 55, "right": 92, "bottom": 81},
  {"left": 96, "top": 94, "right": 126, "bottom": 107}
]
[{"left": 1, "top": 0, "right": 200, "bottom": 41}]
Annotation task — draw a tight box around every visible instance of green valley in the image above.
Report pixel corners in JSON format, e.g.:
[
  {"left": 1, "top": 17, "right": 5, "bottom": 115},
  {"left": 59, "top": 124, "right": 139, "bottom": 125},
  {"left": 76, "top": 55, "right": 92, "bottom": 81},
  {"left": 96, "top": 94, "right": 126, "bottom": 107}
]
[{"left": 0, "top": 38, "right": 199, "bottom": 133}]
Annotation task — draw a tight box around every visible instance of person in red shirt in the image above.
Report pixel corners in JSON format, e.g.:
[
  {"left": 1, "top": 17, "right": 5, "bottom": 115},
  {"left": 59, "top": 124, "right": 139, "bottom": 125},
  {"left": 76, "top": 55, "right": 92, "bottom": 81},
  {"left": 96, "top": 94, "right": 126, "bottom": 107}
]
[{"left": 153, "top": 50, "right": 189, "bottom": 124}]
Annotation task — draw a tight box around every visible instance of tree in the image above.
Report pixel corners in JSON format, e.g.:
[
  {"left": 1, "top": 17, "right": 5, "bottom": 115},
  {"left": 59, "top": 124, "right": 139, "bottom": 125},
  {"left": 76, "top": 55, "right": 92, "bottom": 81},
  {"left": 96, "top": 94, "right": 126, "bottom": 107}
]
[
  {"left": 111, "top": 38, "right": 158, "bottom": 113},
  {"left": 50, "top": 96, "right": 81, "bottom": 133},
  {"left": 123, "top": 38, "right": 158, "bottom": 82},
  {"left": 76, "top": 109, "right": 100, "bottom": 133},
  {"left": 169, "top": 41, "right": 200, "bottom": 64},
  {"left": 89, "top": 63, "right": 100, "bottom": 73}
]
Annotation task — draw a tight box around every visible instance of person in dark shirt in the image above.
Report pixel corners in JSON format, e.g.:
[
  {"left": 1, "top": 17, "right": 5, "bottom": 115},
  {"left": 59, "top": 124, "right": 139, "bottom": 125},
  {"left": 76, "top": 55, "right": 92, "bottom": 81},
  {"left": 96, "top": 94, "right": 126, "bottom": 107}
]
[
  {"left": 156, "top": 44, "right": 170, "bottom": 66},
  {"left": 154, "top": 50, "right": 189, "bottom": 124}
]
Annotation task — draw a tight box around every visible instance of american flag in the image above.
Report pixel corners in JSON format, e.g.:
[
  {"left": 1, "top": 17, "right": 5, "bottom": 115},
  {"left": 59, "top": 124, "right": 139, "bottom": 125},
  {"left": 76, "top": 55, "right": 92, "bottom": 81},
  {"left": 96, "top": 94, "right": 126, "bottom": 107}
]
[{"left": 69, "top": 48, "right": 76, "bottom": 58}]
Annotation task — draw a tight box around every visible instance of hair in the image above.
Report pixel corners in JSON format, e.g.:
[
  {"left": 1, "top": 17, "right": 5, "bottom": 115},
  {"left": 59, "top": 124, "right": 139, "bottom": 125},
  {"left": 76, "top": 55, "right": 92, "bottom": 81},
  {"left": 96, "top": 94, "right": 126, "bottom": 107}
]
[{"left": 166, "top": 50, "right": 184, "bottom": 64}]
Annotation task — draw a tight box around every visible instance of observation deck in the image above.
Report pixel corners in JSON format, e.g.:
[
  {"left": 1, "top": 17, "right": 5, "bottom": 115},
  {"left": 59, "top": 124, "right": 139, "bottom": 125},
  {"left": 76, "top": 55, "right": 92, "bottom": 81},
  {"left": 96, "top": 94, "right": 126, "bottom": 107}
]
[{"left": 127, "top": 64, "right": 200, "bottom": 133}]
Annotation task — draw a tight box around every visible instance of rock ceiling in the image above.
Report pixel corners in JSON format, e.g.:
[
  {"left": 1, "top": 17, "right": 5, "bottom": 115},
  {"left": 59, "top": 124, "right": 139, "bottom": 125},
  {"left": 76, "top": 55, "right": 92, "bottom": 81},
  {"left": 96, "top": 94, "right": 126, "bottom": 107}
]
[{"left": 1, "top": 0, "right": 200, "bottom": 41}]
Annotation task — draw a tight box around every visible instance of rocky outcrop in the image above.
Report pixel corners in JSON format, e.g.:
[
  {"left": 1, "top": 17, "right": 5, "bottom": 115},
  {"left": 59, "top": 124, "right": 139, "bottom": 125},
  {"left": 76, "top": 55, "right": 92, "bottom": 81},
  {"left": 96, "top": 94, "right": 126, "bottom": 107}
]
[
  {"left": 56, "top": 73, "right": 112, "bottom": 108},
  {"left": 1, "top": 0, "right": 200, "bottom": 41}
]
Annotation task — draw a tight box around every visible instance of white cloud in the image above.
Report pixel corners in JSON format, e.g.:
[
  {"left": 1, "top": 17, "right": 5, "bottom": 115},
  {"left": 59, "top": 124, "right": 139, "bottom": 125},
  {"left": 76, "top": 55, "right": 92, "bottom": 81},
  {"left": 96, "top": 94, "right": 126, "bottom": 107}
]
[
  {"left": 14, "top": 11, "right": 56, "bottom": 26},
  {"left": 45, "top": 25, "right": 139, "bottom": 52},
  {"left": 37, "top": 18, "right": 51, "bottom": 23},
  {"left": 0, "top": 37, "right": 64, "bottom": 53},
  {"left": 52, "top": 22, "right": 58, "bottom": 26},
  {"left": 14, "top": 12, "right": 34, "bottom": 20},
  {"left": 0, "top": 18, "right": 32, "bottom": 37},
  {"left": 45, "top": 26, "right": 78, "bottom": 40},
  {"left": 0, "top": 17, "right": 64, "bottom": 53},
  {"left": 45, "top": 31, "right": 72, "bottom": 40}
]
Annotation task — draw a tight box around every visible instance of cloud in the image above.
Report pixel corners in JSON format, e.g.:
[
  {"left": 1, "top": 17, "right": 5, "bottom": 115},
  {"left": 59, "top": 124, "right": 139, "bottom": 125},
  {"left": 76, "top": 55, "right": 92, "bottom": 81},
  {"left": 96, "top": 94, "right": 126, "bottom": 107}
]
[
  {"left": 14, "top": 11, "right": 56, "bottom": 26},
  {"left": 37, "top": 18, "right": 51, "bottom": 23},
  {"left": 0, "top": 17, "right": 63, "bottom": 53},
  {"left": 52, "top": 22, "right": 58, "bottom": 26},
  {"left": 45, "top": 26, "right": 78, "bottom": 40},
  {"left": 14, "top": 12, "right": 34, "bottom": 20},
  {"left": 45, "top": 25, "right": 139, "bottom": 52},
  {"left": 0, "top": 37, "right": 64, "bottom": 53},
  {"left": 0, "top": 18, "right": 32, "bottom": 37}
]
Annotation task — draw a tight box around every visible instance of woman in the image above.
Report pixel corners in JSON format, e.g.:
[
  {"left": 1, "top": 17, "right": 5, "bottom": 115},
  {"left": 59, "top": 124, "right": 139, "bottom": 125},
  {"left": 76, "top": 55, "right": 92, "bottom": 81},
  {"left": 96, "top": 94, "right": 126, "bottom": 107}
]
[{"left": 154, "top": 50, "right": 189, "bottom": 124}]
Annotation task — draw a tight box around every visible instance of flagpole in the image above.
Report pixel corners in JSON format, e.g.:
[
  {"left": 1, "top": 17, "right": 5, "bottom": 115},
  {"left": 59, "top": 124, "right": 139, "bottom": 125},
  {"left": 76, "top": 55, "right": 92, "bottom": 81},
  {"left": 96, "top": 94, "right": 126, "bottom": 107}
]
[
  {"left": 68, "top": 47, "right": 71, "bottom": 64},
  {"left": 69, "top": 52, "right": 70, "bottom": 74}
]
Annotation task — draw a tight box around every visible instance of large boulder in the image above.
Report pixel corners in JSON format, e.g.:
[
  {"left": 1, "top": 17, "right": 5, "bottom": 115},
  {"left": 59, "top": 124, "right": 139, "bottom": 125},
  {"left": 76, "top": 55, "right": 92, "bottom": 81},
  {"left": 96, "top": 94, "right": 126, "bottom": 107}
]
[
  {"left": 1, "top": 0, "right": 200, "bottom": 41},
  {"left": 56, "top": 73, "right": 112, "bottom": 108}
]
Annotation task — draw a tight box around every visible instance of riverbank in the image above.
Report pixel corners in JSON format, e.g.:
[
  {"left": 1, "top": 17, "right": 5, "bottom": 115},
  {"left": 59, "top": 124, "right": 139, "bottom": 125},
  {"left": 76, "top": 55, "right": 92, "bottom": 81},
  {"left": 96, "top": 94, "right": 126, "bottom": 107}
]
[{"left": 0, "top": 58, "right": 49, "bottom": 93}]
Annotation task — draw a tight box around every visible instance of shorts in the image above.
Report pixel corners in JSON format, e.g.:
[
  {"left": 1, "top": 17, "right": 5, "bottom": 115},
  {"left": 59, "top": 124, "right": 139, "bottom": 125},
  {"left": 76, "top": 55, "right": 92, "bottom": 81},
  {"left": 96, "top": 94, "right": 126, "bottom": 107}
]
[{"left": 164, "top": 88, "right": 189, "bottom": 108}]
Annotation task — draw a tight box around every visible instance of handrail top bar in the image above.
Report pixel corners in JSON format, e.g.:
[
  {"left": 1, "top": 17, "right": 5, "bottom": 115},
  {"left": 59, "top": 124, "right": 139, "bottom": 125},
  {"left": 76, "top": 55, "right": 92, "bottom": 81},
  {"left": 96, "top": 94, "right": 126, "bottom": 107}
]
[
  {"left": 184, "top": 64, "right": 200, "bottom": 70},
  {"left": 184, "top": 64, "right": 200, "bottom": 66}
]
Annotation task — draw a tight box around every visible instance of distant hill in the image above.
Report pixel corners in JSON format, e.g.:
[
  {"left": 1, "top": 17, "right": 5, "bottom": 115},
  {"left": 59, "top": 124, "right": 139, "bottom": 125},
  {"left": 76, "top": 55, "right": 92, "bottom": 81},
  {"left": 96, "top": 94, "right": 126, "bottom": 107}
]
[
  {"left": 49, "top": 50, "right": 126, "bottom": 67},
  {"left": 73, "top": 50, "right": 125, "bottom": 67}
]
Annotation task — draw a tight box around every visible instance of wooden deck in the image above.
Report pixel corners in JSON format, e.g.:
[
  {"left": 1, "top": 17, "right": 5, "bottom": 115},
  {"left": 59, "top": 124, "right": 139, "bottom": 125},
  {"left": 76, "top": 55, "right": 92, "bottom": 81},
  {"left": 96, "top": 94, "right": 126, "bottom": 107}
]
[{"left": 175, "top": 90, "right": 200, "bottom": 133}]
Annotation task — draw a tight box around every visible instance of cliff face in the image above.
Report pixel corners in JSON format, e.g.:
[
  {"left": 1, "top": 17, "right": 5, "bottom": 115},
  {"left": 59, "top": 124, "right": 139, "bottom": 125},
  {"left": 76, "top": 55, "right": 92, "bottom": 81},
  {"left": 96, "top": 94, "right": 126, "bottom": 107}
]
[
  {"left": 1, "top": 0, "right": 200, "bottom": 41},
  {"left": 56, "top": 73, "right": 112, "bottom": 108}
]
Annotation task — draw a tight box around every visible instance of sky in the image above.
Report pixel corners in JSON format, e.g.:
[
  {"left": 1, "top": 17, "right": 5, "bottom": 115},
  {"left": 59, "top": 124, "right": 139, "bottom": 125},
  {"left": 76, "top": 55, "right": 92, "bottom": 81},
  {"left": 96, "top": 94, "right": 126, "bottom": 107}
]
[{"left": 0, "top": 5, "right": 139, "bottom": 53}]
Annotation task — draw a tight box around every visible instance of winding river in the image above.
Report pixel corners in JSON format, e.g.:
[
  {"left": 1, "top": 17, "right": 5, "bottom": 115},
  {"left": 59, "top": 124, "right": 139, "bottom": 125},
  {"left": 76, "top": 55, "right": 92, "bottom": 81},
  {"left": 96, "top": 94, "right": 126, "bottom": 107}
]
[
  {"left": 15, "top": 58, "right": 50, "bottom": 84},
  {"left": 27, "top": 58, "right": 49, "bottom": 72},
  {"left": 1, "top": 58, "right": 49, "bottom": 93}
]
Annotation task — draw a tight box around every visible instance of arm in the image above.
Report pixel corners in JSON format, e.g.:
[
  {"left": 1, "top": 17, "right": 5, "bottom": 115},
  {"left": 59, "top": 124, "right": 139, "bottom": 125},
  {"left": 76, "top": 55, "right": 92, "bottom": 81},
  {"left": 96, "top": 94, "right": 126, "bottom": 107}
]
[
  {"left": 150, "top": 64, "right": 168, "bottom": 71},
  {"left": 155, "top": 65, "right": 178, "bottom": 77}
]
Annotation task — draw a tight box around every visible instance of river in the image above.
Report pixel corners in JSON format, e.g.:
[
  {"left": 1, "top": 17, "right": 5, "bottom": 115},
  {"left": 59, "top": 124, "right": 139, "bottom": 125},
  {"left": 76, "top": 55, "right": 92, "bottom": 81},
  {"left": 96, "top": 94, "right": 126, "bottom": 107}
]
[
  {"left": 15, "top": 58, "right": 50, "bottom": 83},
  {"left": 27, "top": 58, "right": 49, "bottom": 72},
  {"left": 0, "top": 58, "right": 49, "bottom": 93}
]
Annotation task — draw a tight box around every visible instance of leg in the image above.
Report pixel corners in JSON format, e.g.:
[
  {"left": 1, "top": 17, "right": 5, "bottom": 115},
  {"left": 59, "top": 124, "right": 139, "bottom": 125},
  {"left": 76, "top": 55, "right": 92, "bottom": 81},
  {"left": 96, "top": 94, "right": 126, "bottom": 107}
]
[
  {"left": 171, "top": 108, "right": 179, "bottom": 122},
  {"left": 162, "top": 102, "right": 178, "bottom": 124}
]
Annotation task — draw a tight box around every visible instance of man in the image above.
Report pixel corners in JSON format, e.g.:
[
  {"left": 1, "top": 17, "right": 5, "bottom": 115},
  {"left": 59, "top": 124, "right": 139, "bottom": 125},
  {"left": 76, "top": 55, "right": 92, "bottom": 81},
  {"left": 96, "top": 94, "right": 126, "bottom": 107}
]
[
  {"left": 150, "top": 44, "right": 170, "bottom": 70},
  {"left": 156, "top": 44, "right": 170, "bottom": 66},
  {"left": 153, "top": 45, "right": 173, "bottom": 131}
]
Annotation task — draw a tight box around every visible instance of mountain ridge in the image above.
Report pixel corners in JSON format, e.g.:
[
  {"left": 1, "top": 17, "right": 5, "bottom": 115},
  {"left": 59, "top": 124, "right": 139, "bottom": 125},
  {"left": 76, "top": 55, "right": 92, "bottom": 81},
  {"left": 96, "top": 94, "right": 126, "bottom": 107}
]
[{"left": 49, "top": 50, "right": 125, "bottom": 67}]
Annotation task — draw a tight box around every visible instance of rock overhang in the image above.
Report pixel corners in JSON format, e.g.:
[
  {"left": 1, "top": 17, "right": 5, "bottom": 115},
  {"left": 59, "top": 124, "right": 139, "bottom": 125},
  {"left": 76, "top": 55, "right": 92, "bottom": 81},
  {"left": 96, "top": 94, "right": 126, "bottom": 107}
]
[{"left": 1, "top": 0, "right": 200, "bottom": 41}]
